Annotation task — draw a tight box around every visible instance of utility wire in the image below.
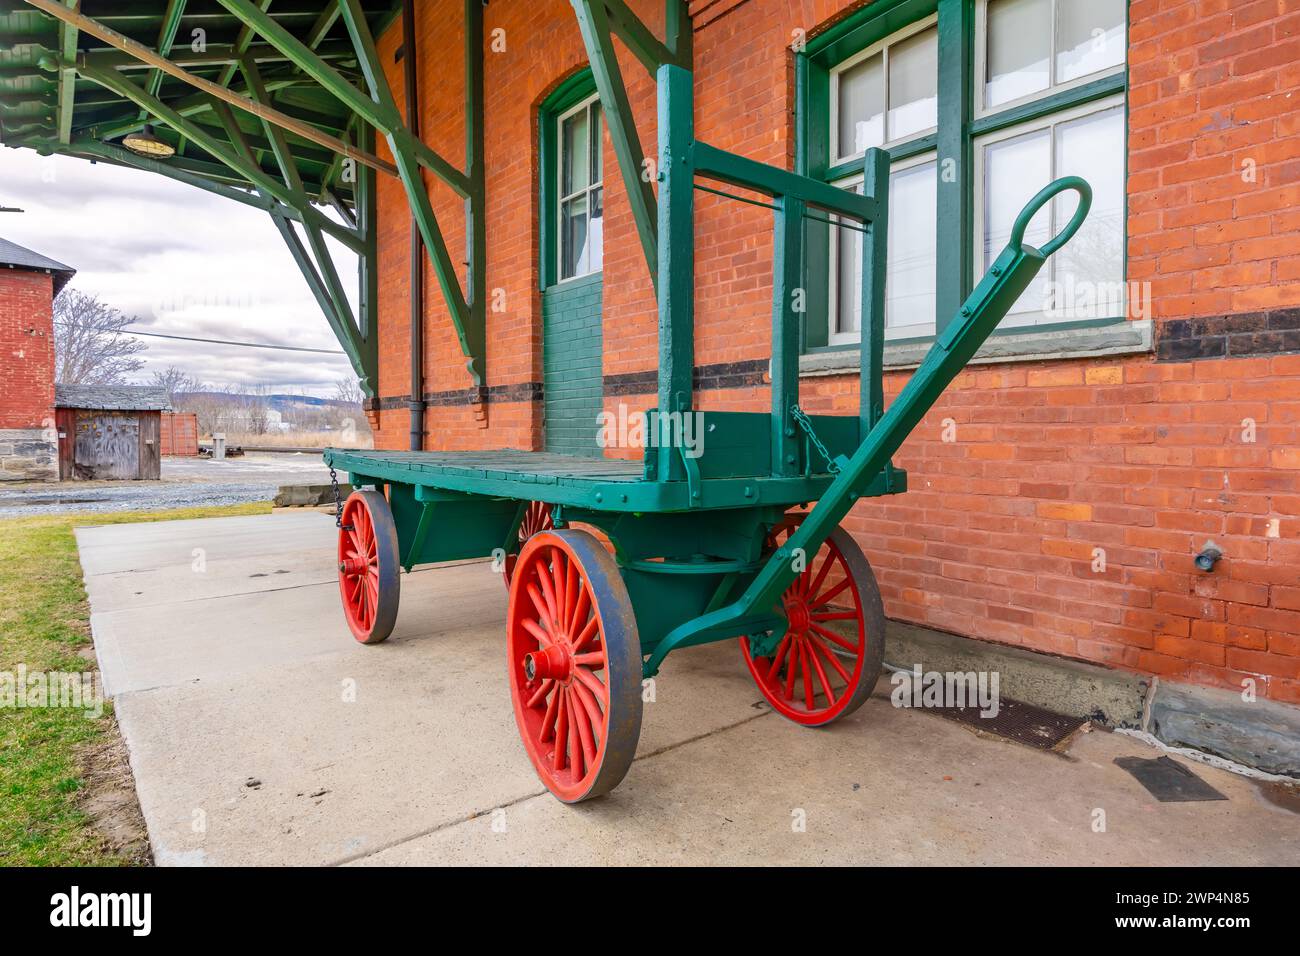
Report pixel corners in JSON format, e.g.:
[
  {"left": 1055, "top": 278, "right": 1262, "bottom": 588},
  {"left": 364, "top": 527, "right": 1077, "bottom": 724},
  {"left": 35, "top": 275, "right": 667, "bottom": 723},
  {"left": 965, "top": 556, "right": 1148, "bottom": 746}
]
[{"left": 52, "top": 321, "right": 347, "bottom": 355}]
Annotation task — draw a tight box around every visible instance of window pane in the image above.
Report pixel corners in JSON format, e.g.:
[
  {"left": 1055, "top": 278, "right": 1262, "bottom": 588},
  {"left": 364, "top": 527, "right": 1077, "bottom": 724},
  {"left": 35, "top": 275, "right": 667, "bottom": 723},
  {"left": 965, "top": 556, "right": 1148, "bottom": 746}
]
[
  {"left": 1052, "top": 107, "right": 1124, "bottom": 319},
  {"left": 589, "top": 103, "right": 603, "bottom": 185},
  {"left": 888, "top": 28, "right": 938, "bottom": 141},
  {"left": 835, "top": 207, "right": 862, "bottom": 336},
  {"left": 835, "top": 164, "right": 937, "bottom": 338},
  {"left": 562, "top": 108, "right": 589, "bottom": 196},
  {"left": 561, "top": 193, "right": 589, "bottom": 280},
  {"left": 588, "top": 187, "right": 604, "bottom": 275},
  {"left": 1056, "top": 0, "right": 1126, "bottom": 84},
  {"left": 837, "top": 53, "right": 884, "bottom": 157},
  {"left": 983, "top": 128, "right": 1050, "bottom": 319},
  {"left": 986, "top": 0, "right": 1050, "bottom": 108},
  {"left": 886, "top": 161, "right": 937, "bottom": 331}
]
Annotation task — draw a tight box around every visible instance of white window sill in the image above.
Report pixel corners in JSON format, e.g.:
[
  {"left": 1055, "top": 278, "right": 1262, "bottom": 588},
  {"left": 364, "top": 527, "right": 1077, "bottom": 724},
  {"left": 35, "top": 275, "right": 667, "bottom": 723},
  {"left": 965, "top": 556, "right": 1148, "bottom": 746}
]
[{"left": 799, "top": 319, "right": 1153, "bottom": 376}]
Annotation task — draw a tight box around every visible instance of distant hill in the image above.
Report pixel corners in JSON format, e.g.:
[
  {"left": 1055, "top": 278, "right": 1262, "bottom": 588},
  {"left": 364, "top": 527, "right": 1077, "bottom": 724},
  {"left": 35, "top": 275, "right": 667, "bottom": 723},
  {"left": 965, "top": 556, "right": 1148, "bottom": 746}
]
[{"left": 180, "top": 391, "right": 356, "bottom": 410}]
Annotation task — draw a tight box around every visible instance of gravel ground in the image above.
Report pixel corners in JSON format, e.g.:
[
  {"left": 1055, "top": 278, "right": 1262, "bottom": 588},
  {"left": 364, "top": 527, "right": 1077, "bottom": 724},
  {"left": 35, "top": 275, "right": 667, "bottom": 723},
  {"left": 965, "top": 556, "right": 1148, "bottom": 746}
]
[{"left": 0, "top": 452, "right": 334, "bottom": 517}]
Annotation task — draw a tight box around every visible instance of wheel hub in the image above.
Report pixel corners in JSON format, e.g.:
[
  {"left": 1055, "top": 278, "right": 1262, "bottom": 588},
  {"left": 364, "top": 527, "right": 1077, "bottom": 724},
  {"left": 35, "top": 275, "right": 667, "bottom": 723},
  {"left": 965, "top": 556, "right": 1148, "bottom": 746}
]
[
  {"left": 783, "top": 595, "right": 811, "bottom": 634},
  {"left": 339, "top": 555, "right": 366, "bottom": 576},
  {"left": 524, "top": 642, "right": 572, "bottom": 682}
]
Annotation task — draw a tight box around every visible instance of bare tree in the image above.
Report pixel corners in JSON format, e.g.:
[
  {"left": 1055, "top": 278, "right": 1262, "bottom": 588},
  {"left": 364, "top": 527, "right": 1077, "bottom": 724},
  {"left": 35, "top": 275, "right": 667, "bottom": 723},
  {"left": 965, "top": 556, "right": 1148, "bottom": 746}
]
[
  {"left": 334, "top": 376, "right": 364, "bottom": 406},
  {"left": 53, "top": 288, "right": 148, "bottom": 385},
  {"left": 150, "top": 365, "right": 198, "bottom": 406}
]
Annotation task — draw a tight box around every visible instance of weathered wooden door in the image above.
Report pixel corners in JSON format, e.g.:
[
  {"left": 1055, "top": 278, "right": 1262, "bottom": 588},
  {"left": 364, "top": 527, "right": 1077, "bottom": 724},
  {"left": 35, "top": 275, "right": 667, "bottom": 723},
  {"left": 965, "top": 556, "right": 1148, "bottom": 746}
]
[{"left": 74, "top": 411, "right": 139, "bottom": 479}]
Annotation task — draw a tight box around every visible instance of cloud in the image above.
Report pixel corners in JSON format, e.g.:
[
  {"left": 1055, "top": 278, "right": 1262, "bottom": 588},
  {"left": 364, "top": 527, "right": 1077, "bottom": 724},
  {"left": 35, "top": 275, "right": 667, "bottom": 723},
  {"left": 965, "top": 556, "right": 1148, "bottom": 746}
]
[{"left": 0, "top": 147, "right": 357, "bottom": 396}]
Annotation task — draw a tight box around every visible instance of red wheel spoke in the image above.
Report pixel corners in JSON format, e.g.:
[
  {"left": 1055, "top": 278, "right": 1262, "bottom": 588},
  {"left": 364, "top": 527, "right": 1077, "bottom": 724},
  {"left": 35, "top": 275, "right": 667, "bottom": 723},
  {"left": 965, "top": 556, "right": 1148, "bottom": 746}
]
[
  {"left": 783, "top": 641, "right": 799, "bottom": 700},
  {"left": 571, "top": 688, "right": 597, "bottom": 774},
  {"left": 536, "top": 558, "right": 560, "bottom": 626},
  {"left": 810, "top": 577, "right": 851, "bottom": 609},
  {"left": 572, "top": 677, "right": 604, "bottom": 732},
  {"left": 540, "top": 683, "right": 560, "bottom": 742},
  {"left": 804, "top": 551, "right": 835, "bottom": 604},
  {"left": 563, "top": 560, "right": 579, "bottom": 632},
  {"left": 553, "top": 552, "right": 567, "bottom": 628},
  {"left": 766, "top": 635, "right": 793, "bottom": 686},
  {"left": 571, "top": 615, "right": 599, "bottom": 653},
  {"left": 526, "top": 582, "right": 552, "bottom": 629},
  {"left": 811, "top": 610, "right": 858, "bottom": 622},
  {"left": 807, "top": 633, "right": 851, "bottom": 683},
  {"left": 522, "top": 617, "right": 552, "bottom": 647},
  {"left": 809, "top": 622, "right": 858, "bottom": 651},
  {"left": 807, "top": 639, "right": 836, "bottom": 705},
  {"left": 553, "top": 693, "right": 569, "bottom": 772},
  {"left": 800, "top": 642, "right": 815, "bottom": 710},
  {"left": 573, "top": 651, "right": 605, "bottom": 668},
  {"left": 573, "top": 665, "right": 608, "bottom": 706},
  {"left": 571, "top": 584, "right": 592, "bottom": 639},
  {"left": 526, "top": 678, "right": 553, "bottom": 709}
]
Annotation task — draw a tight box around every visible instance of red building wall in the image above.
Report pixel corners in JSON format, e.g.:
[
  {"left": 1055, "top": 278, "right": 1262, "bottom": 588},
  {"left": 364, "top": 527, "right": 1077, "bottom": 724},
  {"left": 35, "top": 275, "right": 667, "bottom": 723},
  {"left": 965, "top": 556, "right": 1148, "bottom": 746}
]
[
  {"left": 367, "top": 0, "right": 1300, "bottom": 702},
  {"left": 0, "top": 267, "right": 57, "bottom": 481}
]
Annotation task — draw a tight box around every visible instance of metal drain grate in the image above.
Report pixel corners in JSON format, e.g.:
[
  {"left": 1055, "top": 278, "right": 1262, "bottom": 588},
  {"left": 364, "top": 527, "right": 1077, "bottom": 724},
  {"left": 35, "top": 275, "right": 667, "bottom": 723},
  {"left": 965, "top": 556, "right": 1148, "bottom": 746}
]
[{"left": 931, "top": 697, "right": 1086, "bottom": 751}]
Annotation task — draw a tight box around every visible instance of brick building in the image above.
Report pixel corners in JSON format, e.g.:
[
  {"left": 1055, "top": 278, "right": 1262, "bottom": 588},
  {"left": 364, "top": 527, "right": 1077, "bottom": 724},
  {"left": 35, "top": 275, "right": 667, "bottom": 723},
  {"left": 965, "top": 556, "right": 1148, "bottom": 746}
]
[
  {"left": 0, "top": 236, "right": 74, "bottom": 481},
  {"left": 358, "top": 0, "right": 1300, "bottom": 705}
]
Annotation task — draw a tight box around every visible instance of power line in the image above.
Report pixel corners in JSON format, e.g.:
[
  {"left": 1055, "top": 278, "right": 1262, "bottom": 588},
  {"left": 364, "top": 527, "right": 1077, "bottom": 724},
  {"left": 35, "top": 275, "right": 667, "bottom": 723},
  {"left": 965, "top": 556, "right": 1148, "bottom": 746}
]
[{"left": 52, "top": 321, "right": 347, "bottom": 355}]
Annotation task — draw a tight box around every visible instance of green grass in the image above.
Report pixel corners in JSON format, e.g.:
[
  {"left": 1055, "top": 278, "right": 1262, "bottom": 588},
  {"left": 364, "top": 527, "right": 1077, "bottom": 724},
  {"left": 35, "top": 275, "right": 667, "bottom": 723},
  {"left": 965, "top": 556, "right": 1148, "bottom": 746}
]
[{"left": 0, "top": 502, "right": 271, "bottom": 865}]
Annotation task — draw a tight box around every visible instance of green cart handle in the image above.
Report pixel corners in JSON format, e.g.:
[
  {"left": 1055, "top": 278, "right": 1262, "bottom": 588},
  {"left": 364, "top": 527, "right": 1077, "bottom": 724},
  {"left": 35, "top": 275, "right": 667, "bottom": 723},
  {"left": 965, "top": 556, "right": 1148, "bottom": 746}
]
[{"left": 1008, "top": 176, "right": 1092, "bottom": 258}]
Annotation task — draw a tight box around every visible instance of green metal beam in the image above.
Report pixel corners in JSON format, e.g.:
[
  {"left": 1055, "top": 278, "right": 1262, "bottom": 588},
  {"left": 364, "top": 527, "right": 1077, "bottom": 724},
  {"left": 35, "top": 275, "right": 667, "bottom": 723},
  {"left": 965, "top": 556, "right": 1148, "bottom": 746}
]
[
  {"left": 51, "top": 55, "right": 365, "bottom": 254},
  {"left": 692, "top": 141, "right": 877, "bottom": 221},
  {"left": 140, "top": 0, "right": 188, "bottom": 109},
  {"left": 463, "top": 0, "right": 486, "bottom": 385},
  {"left": 602, "top": 0, "right": 677, "bottom": 74},
  {"left": 771, "top": 195, "right": 803, "bottom": 477},
  {"left": 858, "top": 149, "right": 889, "bottom": 433},
  {"left": 54, "top": 0, "right": 77, "bottom": 144},
  {"left": 214, "top": 0, "right": 470, "bottom": 197},
  {"left": 337, "top": 0, "right": 482, "bottom": 385},
  {"left": 572, "top": 0, "right": 659, "bottom": 292}
]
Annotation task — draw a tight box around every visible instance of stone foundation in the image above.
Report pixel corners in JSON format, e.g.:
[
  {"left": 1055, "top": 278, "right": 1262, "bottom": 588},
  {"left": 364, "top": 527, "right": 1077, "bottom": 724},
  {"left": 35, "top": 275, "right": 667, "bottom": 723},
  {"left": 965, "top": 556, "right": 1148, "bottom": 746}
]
[{"left": 0, "top": 428, "right": 57, "bottom": 481}]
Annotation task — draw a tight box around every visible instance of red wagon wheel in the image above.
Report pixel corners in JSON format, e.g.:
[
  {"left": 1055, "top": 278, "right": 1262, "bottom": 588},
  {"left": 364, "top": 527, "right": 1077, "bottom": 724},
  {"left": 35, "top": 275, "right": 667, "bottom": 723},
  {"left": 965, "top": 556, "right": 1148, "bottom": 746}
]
[
  {"left": 741, "top": 519, "right": 884, "bottom": 726},
  {"left": 507, "top": 529, "right": 643, "bottom": 803},
  {"left": 502, "top": 500, "right": 553, "bottom": 587},
  {"left": 337, "top": 489, "right": 401, "bottom": 645}
]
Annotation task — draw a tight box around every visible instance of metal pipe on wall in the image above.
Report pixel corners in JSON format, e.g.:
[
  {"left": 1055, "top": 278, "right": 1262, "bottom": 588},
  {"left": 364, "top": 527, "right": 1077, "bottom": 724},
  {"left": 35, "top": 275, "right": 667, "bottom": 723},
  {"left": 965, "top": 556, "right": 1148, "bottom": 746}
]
[{"left": 403, "top": 0, "right": 426, "bottom": 451}]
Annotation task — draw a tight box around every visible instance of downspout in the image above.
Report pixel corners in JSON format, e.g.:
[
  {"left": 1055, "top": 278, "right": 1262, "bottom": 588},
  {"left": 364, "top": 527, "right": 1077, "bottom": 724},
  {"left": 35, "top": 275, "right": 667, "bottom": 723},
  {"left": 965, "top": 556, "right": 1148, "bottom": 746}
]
[{"left": 403, "top": 0, "right": 425, "bottom": 451}]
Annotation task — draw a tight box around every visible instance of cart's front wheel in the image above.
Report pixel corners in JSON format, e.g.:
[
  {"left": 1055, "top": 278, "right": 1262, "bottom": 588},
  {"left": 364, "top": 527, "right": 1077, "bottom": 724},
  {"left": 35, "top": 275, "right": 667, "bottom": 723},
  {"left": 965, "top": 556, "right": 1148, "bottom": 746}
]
[
  {"left": 337, "top": 489, "right": 400, "bottom": 645},
  {"left": 741, "top": 521, "right": 884, "bottom": 726},
  {"left": 507, "top": 529, "right": 642, "bottom": 802},
  {"left": 502, "top": 500, "right": 552, "bottom": 587}
]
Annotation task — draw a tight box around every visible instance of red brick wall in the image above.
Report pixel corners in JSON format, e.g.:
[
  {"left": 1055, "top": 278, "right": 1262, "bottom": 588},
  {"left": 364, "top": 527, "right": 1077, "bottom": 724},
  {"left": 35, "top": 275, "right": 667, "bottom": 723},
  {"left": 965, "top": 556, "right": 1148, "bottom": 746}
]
[
  {"left": 371, "top": 0, "right": 1300, "bottom": 702},
  {"left": 0, "top": 269, "right": 55, "bottom": 430}
]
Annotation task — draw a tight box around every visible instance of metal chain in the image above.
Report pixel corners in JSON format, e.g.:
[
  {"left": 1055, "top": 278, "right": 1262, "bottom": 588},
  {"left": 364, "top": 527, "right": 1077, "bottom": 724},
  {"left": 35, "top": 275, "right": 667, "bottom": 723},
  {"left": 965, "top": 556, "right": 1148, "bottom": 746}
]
[
  {"left": 790, "top": 405, "right": 841, "bottom": 475},
  {"left": 329, "top": 466, "right": 347, "bottom": 529}
]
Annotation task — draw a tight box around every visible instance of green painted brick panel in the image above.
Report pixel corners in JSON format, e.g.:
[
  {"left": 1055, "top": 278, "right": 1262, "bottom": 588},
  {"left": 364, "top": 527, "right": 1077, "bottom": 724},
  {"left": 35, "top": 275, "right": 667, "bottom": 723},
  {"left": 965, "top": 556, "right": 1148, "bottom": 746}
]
[{"left": 542, "top": 275, "right": 604, "bottom": 458}]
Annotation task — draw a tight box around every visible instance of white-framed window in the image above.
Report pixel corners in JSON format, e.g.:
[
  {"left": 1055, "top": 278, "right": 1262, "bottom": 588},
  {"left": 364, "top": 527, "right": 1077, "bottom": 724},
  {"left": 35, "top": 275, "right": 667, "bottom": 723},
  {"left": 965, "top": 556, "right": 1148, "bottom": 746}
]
[
  {"left": 976, "top": 0, "right": 1126, "bottom": 115},
  {"left": 828, "top": 16, "right": 940, "bottom": 343},
  {"left": 830, "top": 15, "right": 939, "bottom": 165},
  {"left": 974, "top": 95, "right": 1126, "bottom": 327},
  {"left": 556, "top": 93, "right": 603, "bottom": 282},
  {"left": 830, "top": 152, "right": 938, "bottom": 343}
]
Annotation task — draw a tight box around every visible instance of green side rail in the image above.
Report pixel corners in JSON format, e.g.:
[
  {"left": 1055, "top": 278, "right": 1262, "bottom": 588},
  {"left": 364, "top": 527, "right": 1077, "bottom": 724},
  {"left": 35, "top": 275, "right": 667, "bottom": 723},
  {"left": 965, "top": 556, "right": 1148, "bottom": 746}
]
[{"left": 643, "top": 176, "right": 1093, "bottom": 675}]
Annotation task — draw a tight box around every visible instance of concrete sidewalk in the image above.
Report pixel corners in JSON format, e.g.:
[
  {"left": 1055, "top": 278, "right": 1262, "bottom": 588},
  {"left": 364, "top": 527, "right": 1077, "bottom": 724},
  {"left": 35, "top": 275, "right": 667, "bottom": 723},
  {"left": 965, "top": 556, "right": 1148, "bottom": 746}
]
[{"left": 78, "top": 512, "right": 1298, "bottom": 866}]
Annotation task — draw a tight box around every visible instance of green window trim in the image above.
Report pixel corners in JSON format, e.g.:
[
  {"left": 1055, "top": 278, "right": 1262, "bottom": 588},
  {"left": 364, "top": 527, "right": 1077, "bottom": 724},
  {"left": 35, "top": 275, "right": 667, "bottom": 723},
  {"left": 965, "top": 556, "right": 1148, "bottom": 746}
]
[
  {"left": 539, "top": 68, "right": 599, "bottom": 291},
  {"left": 796, "top": 0, "right": 1129, "bottom": 358}
]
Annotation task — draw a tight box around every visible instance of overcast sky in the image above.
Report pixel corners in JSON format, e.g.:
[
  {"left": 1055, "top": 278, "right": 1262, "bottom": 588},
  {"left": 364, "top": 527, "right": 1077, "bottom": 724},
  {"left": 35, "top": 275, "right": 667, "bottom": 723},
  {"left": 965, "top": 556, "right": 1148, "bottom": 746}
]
[{"left": 0, "top": 146, "right": 358, "bottom": 398}]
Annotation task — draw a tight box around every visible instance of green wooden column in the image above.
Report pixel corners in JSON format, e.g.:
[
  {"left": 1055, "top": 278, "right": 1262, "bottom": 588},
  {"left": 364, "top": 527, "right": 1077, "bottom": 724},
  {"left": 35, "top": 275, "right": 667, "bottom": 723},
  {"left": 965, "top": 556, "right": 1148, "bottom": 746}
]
[
  {"left": 935, "top": 0, "right": 973, "bottom": 329},
  {"left": 655, "top": 62, "right": 695, "bottom": 480},
  {"left": 771, "top": 195, "right": 804, "bottom": 477}
]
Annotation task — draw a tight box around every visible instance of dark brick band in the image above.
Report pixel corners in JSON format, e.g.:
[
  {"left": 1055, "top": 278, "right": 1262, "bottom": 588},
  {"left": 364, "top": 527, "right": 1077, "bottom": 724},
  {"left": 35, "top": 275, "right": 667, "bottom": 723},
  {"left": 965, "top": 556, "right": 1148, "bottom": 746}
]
[{"left": 1157, "top": 308, "right": 1300, "bottom": 361}]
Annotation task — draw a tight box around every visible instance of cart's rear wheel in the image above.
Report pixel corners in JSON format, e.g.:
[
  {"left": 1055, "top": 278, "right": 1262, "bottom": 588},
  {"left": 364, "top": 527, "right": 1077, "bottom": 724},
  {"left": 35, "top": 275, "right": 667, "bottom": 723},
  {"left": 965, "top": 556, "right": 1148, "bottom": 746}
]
[
  {"left": 502, "top": 500, "right": 552, "bottom": 587},
  {"left": 741, "top": 520, "right": 884, "bottom": 726},
  {"left": 507, "top": 529, "right": 642, "bottom": 803},
  {"left": 337, "top": 489, "right": 400, "bottom": 645}
]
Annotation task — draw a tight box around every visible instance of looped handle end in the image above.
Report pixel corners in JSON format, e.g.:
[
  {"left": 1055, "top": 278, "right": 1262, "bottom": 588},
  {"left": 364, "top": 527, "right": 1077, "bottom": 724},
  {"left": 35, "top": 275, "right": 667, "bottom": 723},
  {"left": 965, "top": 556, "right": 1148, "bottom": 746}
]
[{"left": 1008, "top": 176, "right": 1093, "bottom": 258}]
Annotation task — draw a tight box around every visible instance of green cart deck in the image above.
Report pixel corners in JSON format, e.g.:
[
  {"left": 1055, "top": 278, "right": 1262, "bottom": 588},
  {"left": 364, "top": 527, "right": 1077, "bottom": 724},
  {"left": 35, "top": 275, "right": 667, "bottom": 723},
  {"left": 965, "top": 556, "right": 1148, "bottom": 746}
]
[{"left": 323, "top": 446, "right": 903, "bottom": 514}]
